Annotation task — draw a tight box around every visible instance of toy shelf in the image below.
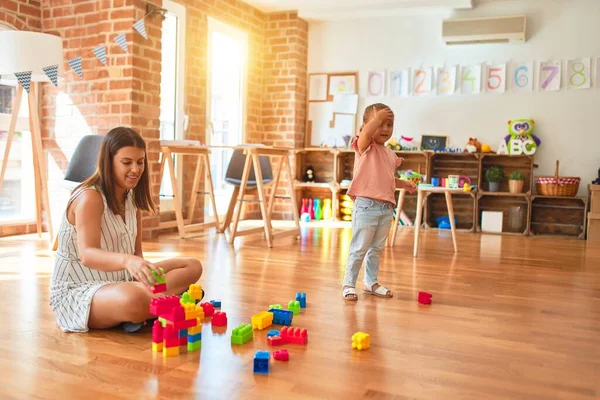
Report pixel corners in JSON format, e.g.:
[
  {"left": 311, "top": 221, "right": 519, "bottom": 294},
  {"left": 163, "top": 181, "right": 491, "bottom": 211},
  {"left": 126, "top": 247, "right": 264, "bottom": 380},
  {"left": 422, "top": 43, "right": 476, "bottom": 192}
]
[
  {"left": 477, "top": 193, "right": 531, "bottom": 235},
  {"left": 479, "top": 154, "right": 534, "bottom": 194},
  {"left": 428, "top": 152, "right": 479, "bottom": 186},
  {"left": 530, "top": 195, "right": 588, "bottom": 238}
]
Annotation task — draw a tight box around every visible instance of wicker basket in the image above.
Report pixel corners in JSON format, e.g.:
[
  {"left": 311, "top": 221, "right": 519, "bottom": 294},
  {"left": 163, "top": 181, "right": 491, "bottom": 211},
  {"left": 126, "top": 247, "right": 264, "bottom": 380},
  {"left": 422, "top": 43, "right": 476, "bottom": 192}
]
[{"left": 535, "top": 160, "right": 580, "bottom": 197}]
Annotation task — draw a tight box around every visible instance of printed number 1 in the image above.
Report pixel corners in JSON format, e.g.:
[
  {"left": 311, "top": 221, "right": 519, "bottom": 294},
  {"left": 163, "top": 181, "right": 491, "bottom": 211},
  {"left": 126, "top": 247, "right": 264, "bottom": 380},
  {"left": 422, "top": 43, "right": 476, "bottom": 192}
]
[
  {"left": 392, "top": 72, "right": 403, "bottom": 95},
  {"left": 541, "top": 66, "right": 559, "bottom": 89}
]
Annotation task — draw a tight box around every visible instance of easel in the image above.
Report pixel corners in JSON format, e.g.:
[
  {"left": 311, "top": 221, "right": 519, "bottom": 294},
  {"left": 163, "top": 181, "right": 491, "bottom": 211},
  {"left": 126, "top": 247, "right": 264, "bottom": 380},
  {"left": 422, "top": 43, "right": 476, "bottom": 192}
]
[
  {"left": 158, "top": 145, "right": 220, "bottom": 238},
  {"left": 222, "top": 147, "right": 300, "bottom": 247},
  {"left": 0, "top": 83, "right": 53, "bottom": 243}
]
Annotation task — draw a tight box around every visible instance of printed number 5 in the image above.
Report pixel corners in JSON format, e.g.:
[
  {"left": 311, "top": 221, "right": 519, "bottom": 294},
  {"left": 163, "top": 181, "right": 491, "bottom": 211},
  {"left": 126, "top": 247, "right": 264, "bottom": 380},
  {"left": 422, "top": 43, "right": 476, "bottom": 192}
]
[{"left": 487, "top": 67, "right": 502, "bottom": 90}]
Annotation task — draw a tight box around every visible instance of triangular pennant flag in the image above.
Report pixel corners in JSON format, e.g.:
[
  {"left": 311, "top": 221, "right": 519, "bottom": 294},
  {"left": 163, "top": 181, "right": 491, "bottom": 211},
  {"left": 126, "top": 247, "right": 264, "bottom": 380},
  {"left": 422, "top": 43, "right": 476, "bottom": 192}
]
[
  {"left": 133, "top": 19, "right": 147, "bottom": 40},
  {"left": 114, "top": 33, "right": 128, "bottom": 53},
  {"left": 68, "top": 57, "right": 83, "bottom": 79},
  {"left": 42, "top": 65, "right": 59, "bottom": 87},
  {"left": 14, "top": 71, "right": 32, "bottom": 93},
  {"left": 93, "top": 45, "right": 108, "bottom": 66}
]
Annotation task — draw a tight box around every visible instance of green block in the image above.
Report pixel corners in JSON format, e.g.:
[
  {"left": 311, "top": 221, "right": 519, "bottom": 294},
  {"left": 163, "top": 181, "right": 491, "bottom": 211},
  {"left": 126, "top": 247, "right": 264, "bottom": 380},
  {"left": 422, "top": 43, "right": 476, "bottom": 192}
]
[
  {"left": 269, "top": 304, "right": 282, "bottom": 310},
  {"left": 231, "top": 324, "right": 253, "bottom": 345},
  {"left": 187, "top": 340, "right": 201, "bottom": 352},
  {"left": 151, "top": 267, "right": 166, "bottom": 284},
  {"left": 180, "top": 292, "right": 195, "bottom": 305},
  {"left": 158, "top": 317, "right": 167, "bottom": 327},
  {"left": 287, "top": 300, "right": 300, "bottom": 315}
]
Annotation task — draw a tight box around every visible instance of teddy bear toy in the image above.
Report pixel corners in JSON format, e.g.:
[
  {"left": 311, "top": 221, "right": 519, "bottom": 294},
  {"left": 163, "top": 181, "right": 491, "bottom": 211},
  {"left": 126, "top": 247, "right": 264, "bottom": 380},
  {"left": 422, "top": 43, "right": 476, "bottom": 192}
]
[
  {"left": 504, "top": 118, "right": 541, "bottom": 154},
  {"left": 463, "top": 138, "right": 482, "bottom": 153},
  {"left": 303, "top": 165, "right": 315, "bottom": 182}
]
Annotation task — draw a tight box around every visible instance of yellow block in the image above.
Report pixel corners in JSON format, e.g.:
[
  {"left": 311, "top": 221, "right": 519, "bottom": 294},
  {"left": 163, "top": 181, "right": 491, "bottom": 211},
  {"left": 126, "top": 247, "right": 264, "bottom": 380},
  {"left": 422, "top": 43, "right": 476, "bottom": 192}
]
[
  {"left": 152, "top": 342, "right": 163, "bottom": 352},
  {"left": 251, "top": 311, "right": 274, "bottom": 330},
  {"left": 188, "top": 319, "right": 202, "bottom": 335},
  {"left": 351, "top": 332, "right": 370, "bottom": 350},
  {"left": 184, "top": 304, "right": 204, "bottom": 320},
  {"left": 188, "top": 283, "right": 203, "bottom": 300},
  {"left": 163, "top": 346, "right": 179, "bottom": 357}
]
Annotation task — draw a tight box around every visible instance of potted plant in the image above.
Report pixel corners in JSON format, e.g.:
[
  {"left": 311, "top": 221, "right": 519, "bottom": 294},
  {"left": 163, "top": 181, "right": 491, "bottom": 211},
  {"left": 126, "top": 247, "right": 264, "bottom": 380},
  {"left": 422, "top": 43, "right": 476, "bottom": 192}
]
[
  {"left": 508, "top": 170, "right": 525, "bottom": 194},
  {"left": 485, "top": 165, "right": 504, "bottom": 192}
]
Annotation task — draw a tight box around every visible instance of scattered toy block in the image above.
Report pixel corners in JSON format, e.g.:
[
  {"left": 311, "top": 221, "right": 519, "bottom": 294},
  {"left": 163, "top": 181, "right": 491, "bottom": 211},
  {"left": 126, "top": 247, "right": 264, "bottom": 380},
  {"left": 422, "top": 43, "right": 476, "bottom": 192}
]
[
  {"left": 280, "top": 326, "right": 307, "bottom": 345},
  {"left": 151, "top": 267, "right": 166, "bottom": 284},
  {"left": 351, "top": 332, "right": 370, "bottom": 350},
  {"left": 151, "top": 282, "right": 167, "bottom": 294},
  {"left": 269, "top": 309, "right": 293, "bottom": 326},
  {"left": 187, "top": 340, "right": 201, "bottom": 352},
  {"left": 273, "top": 349, "right": 289, "bottom": 362},
  {"left": 253, "top": 350, "right": 270, "bottom": 374},
  {"left": 163, "top": 346, "right": 179, "bottom": 357},
  {"left": 267, "top": 335, "right": 284, "bottom": 346},
  {"left": 149, "top": 296, "right": 180, "bottom": 316},
  {"left": 266, "top": 329, "right": 280, "bottom": 338},
  {"left": 188, "top": 284, "right": 204, "bottom": 301},
  {"left": 188, "top": 332, "right": 202, "bottom": 343},
  {"left": 231, "top": 324, "right": 253, "bottom": 345},
  {"left": 210, "top": 299, "right": 221, "bottom": 308},
  {"left": 287, "top": 300, "right": 300, "bottom": 315},
  {"left": 152, "top": 342, "right": 163, "bottom": 352},
  {"left": 200, "top": 302, "right": 215, "bottom": 317},
  {"left": 268, "top": 304, "right": 283, "bottom": 310},
  {"left": 295, "top": 292, "right": 306, "bottom": 308},
  {"left": 251, "top": 311, "right": 274, "bottom": 330},
  {"left": 212, "top": 311, "right": 227, "bottom": 327},
  {"left": 418, "top": 292, "right": 432, "bottom": 305}
]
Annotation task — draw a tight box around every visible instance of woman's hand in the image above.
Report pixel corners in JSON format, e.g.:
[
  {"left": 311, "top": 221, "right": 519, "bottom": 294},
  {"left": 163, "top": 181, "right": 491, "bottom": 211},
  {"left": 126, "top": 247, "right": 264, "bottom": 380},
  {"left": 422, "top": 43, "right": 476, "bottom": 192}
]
[{"left": 124, "top": 255, "right": 162, "bottom": 288}]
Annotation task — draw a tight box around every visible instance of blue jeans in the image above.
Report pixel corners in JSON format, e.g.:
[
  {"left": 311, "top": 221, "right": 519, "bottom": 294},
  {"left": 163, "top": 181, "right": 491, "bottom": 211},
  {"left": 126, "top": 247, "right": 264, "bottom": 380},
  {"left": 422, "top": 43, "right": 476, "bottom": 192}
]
[{"left": 343, "top": 197, "right": 393, "bottom": 288}]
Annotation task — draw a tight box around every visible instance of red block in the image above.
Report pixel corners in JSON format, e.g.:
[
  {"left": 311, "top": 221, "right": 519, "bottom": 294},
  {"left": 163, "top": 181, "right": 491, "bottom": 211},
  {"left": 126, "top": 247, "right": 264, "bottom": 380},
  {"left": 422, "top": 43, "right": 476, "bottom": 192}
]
[
  {"left": 179, "top": 336, "right": 188, "bottom": 346},
  {"left": 165, "top": 305, "right": 186, "bottom": 322},
  {"left": 167, "top": 318, "right": 199, "bottom": 331},
  {"left": 418, "top": 292, "right": 432, "bottom": 304},
  {"left": 164, "top": 325, "right": 178, "bottom": 340},
  {"left": 149, "top": 296, "right": 180, "bottom": 316},
  {"left": 200, "top": 302, "right": 215, "bottom": 317},
  {"left": 267, "top": 335, "right": 284, "bottom": 346},
  {"left": 273, "top": 349, "right": 289, "bottom": 361},
  {"left": 152, "top": 320, "right": 164, "bottom": 343},
  {"left": 164, "top": 337, "right": 179, "bottom": 347},
  {"left": 212, "top": 311, "right": 227, "bottom": 326},
  {"left": 151, "top": 283, "right": 167, "bottom": 294},
  {"left": 280, "top": 327, "right": 308, "bottom": 345}
]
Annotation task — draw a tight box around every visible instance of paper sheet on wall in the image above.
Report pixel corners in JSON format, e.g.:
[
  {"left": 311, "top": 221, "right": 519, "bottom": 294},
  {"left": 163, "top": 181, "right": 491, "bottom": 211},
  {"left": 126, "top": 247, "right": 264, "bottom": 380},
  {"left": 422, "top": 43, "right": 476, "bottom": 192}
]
[
  {"left": 332, "top": 114, "right": 356, "bottom": 137},
  {"left": 538, "top": 61, "right": 561, "bottom": 92},
  {"left": 390, "top": 69, "right": 410, "bottom": 97},
  {"left": 367, "top": 71, "right": 386, "bottom": 97},
  {"left": 412, "top": 67, "right": 433, "bottom": 96},
  {"left": 436, "top": 66, "right": 457, "bottom": 95},
  {"left": 485, "top": 64, "right": 506, "bottom": 94},
  {"left": 308, "top": 102, "right": 335, "bottom": 146},
  {"left": 309, "top": 74, "right": 328, "bottom": 101},
  {"left": 460, "top": 65, "right": 482, "bottom": 94},
  {"left": 567, "top": 58, "right": 591, "bottom": 90},
  {"left": 332, "top": 94, "right": 358, "bottom": 114},
  {"left": 329, "top": 75, "right": 356, "bottom": 96},
  {"left": 596, "top": 57, "right": 600, "bottom": 89},
  {"left": 511, "top": 62, "right": 534, "bottom": 92}
]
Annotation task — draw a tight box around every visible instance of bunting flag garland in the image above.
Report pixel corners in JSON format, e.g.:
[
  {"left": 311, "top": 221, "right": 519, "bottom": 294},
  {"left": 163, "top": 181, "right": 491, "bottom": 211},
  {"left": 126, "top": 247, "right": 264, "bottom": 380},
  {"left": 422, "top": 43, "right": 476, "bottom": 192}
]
[
  {"left": 42, "top": 65, "right": 59, "bottom": 86},
  {"left": 133, "top": 19, "right": 147, "bottom": 40},
  {"left": 93, "top": 45, "right": 108, "bottom": 66},
  {"left": 68, "top": 57, "right": 83, "bottom": 79},
  {"left": 14, "top": 71, "right": 32, "bottom": 93},
  {"left": 115, "top": 33, "right": 129, "bottom": 53}
]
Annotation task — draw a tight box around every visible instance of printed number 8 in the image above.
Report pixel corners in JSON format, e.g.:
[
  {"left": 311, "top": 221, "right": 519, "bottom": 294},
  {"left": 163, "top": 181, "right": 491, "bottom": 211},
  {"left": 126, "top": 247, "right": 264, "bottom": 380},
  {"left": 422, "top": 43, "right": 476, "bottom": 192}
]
[{"left": 569, "top": 62, "right": 587, "bottom": 87}]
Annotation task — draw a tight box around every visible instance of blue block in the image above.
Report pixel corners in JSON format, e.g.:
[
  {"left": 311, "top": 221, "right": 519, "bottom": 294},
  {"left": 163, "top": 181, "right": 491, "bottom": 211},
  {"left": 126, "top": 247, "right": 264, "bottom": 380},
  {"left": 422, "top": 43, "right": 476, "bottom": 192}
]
[
  {"left": 269, "top": 308, "right": 293, "bottom": 326},
  {"left": 266, "top": 330, "right": 280, "bottom": 338},
  {"left": 253, "top": 350, "right": 270, "bottom": 374},
  {"left": 210, "top": 299, "right": 221, "bottom": 308},
  {"left": 188, "top": 332, "right": 202, "bottom": 343},
  {"left": 179, "top": 329, "right": 188, "bottom": 338},
  {"left": 295, "top": 292, "right": 306, "bottom": 308}
]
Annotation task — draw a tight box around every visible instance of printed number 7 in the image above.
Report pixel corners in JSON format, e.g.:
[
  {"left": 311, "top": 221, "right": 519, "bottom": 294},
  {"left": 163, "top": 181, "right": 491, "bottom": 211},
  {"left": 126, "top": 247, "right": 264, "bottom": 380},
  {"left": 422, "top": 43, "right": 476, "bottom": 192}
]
[
  {"left": 487, "top": 67, "right": 502, "bottom": 90},
  {"left": 541, "top": 66, "right": 559, "bottom": 89}
]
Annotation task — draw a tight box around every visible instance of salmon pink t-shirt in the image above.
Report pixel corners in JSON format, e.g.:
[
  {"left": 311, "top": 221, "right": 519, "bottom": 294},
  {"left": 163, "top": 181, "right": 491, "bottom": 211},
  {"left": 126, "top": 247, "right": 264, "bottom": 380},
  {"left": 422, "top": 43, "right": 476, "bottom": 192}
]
[{"left": 347, "top": 137, "right": 402, "bottom": 205}]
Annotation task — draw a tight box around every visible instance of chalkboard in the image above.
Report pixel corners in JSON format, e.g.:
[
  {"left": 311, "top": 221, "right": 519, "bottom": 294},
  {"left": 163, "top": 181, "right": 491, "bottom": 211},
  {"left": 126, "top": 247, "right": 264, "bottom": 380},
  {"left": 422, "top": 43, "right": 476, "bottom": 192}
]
[{"left": 420, "top": 135, "right": 448, "bottom": 150}]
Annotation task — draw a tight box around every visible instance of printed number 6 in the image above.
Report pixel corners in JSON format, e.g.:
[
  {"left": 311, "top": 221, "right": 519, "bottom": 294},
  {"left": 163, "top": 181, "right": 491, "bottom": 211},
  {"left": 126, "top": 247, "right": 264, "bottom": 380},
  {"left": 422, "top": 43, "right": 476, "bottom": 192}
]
[{"left": 514, "top": 66, "right": 528, "bottom": 88}]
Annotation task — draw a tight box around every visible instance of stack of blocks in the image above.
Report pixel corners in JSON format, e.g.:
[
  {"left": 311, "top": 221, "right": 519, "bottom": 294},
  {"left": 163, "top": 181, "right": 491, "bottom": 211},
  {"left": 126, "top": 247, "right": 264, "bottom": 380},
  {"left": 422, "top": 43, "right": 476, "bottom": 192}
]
[{"left": 151, "top": 268, "right": 167, "bottom": 294}]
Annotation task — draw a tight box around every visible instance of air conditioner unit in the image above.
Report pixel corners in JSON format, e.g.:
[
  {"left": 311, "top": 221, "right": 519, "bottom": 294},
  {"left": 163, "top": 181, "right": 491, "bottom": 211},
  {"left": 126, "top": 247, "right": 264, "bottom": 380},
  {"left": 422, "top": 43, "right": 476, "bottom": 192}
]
[{"left": 442, "top": 15, "right": 526, "bottom": 45}]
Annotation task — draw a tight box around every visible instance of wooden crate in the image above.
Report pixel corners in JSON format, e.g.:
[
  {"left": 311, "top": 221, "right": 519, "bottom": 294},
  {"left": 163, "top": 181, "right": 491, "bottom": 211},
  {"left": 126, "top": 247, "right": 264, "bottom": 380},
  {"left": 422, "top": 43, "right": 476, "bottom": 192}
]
[
  {"left": 587, "top": 214, "right": 600, "bottom": 244},
  {"left": 477, "top": 193, "right": 530, "bottom": 235},
  {"left": 429, "top": 152, "right": 479, "bottom": 186},
  {"left": 590, "top": 185, "right": 600, "bottom": 214},
  {"left": 424, "top": 192, "right": 476, "bottom": 231},
  {"left": 395, "top": 151, "right": 429, "bottom": 178},
  {"left": 294, "top": 149, "right": 336, "bottom": 183},
  {"left": 336, "top": 150, "right": 355, "bottom": 183},
  {"left": 530, "top": 196, "right": 588, "bottom": 238},
  {"left": 479, "top": 154, "right": 534, "bottom": 194}
]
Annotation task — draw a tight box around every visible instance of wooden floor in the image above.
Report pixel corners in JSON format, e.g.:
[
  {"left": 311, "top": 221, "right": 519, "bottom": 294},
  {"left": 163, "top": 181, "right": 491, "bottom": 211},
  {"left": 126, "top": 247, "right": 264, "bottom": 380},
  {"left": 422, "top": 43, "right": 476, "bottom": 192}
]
[{"left": 0, "top": 226, "right": 599, "bottom": 399}]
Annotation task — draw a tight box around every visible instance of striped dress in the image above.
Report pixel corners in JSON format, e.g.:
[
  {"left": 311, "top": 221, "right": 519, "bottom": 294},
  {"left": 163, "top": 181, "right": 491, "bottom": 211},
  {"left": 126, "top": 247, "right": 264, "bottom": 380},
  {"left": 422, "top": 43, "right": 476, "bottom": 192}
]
[{"left": 50, "top": 188, "right": 137, "bottom": 332}]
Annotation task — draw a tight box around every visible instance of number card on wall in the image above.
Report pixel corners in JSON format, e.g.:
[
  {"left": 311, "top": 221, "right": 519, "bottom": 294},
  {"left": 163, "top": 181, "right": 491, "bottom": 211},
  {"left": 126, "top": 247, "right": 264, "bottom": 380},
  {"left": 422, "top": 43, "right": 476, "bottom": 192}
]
[
  {"left": 512, "top": 62, "right": 533, "bottom": 92},
  {"left": 436, "top": 66, "right": 457, "bottom": 95},
  {"left": 390, "top": 69, "right": 410, "bottom": 97},
  {"left": 485, "top": 64, "right": 506, "bottom": 94},
  {"left": 596, "top": 57, "right": 600, "bottom": 89},
  {"left": 567, "top": 58, "right": 591, "bottom": 90},
  {"left": 367, "top": 70, "right": 386, "bottom": 97},
  {"left": 539, "top": 61, "right": 561, "bottom": 92},
  {"left": 412, "top": 67, "right": 433, "bottom": 96},
  {"left": 460, "top": 65, "right": 482, "bottom": 95}
]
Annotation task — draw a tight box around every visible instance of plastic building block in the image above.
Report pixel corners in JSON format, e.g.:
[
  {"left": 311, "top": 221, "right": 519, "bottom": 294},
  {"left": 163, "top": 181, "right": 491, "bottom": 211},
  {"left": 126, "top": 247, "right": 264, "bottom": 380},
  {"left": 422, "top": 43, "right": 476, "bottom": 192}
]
[
  {"left": 165, "top": 305, "right": 186, "bottom": 322},
  {"left": 188, "top": 333, "right": 202, "bottom": 343},
  {"left": 280, "top": 327, "right": 308, "bottom": 345},
  {"left": 210, "top": 299, "right": 221, "bottom": 308},
  {"left": 251, "top": 311, "right": 274, "bottom": 330},
  {"left": 269, "top": 308, "right": 293, "bottom": 326},
  {"left": 151, "top": 283, "right": 167, "bottom": 294},
  {"left": 253, "top": 351, "right": 270, "bottom": 374},
  {"left": 212, "top": 311, "right": 227, "bottom": 327},
  {"left": 268, "top": 304, "right": 283, "bottom": 310},
  {"left": 163, "top": 325, "right": 178, "bottom": 340},
  {"left": 188, "top": 319, "right": 202, "bottom": 335},
  {"left": 418, "top": 292, "right": 432, "bottom": 304},
  {"left": 295, "top": 292, "right": 306, "bottom": 308},
  {"left": 151, "top": 267, "right": 166, "bottom": 284},
  {"left": 149, "top": 296, "right": 181, "bottom": 316},
  {"left": 231, "top": 324, "right": 253, "bottom": 345},
  {"left": 164, "top": 337, "right": 180, "bottom": 348},
  {"left": 200, "top": 302, "right": 215, "bottom": 317},
  {"left": 273, "top": 349, "right": 289, "bottom": 361},
  {"left": 163, "top": 346, "right": 179, "bottom": 357},
  {"left": 351, "top": 332, "right": 370, "bottom": 350},
  {"left": 188, "top": 284, "right": 204, "bottom": 301},
  {"left": 179, "top": 336, "right": 188, "bottom": 346},
  {"left": 180, "top": 292, "right": 195, "bottom": 305},
  {"left": 178, "top": 328, "right": 188, "bottom": 338},
  {"left": 287, "top": 300, "right": 300, "bottom": 315},
  {"left": 188, "top": 341, "right": 201, "bottom": 352},
  {"left": 162, "top": 317, "right": 199, "bottom": 331},
  {"left": 184, "top": 303, "right": 204, "bottom": 320},
  {"left": 267, "top": 335, "right": 284, "bottom": 346},
  {"left": 266, "top": 330, "right": 280, "bottom": 338},
  {"left": 152, "top": 342, "right": 163, "bottom": 352},
  {"left": 158, "top": 317, "right": 167, "bottom": 327},
  {"left": 152, "top": 320, "right": 164, "bottom": 343}
]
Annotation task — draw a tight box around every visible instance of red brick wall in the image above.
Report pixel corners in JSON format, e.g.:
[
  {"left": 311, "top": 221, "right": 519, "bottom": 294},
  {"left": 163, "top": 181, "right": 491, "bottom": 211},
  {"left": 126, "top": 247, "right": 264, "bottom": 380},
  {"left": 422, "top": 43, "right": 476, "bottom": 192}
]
[{"left": 0, "top": 0, "right": 42, "bottom": 31}]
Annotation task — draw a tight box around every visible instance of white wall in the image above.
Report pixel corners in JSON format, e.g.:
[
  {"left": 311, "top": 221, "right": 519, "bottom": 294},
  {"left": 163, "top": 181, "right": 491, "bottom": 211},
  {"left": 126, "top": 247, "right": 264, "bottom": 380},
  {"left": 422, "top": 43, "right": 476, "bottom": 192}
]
[{"left": 308, "top": 0, "right": 600, "bottom": 194}]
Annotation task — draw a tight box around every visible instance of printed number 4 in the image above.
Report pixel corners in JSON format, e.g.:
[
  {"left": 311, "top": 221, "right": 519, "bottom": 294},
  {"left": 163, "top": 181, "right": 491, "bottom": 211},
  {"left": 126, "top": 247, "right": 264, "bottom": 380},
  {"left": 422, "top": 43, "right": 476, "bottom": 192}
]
[{"left": 462, "top": 69, "right": 476, "bottom": 90}]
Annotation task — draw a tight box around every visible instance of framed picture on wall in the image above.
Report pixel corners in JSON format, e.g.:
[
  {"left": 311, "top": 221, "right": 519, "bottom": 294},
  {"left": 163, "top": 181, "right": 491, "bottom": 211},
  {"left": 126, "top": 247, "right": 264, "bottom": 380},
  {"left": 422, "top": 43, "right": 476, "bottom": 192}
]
[
  {"left": 328, "top": 74, "right": 356, "bottom": 96},
  {"left": 308, "top": 74, "right": 328, "bottom": 101},
  {"left": 420, "top": 135, "right": 448, "bottom": 150}
]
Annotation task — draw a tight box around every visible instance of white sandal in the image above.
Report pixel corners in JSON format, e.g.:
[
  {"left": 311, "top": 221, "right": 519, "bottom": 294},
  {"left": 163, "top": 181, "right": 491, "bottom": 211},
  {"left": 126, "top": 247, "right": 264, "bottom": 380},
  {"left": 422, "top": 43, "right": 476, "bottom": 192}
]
[
  {"left": 342, "top": 287, "right": 358, "bottom": 301},
  {"left": 363, "top": 283, "right": 393, "bottom": 298}
]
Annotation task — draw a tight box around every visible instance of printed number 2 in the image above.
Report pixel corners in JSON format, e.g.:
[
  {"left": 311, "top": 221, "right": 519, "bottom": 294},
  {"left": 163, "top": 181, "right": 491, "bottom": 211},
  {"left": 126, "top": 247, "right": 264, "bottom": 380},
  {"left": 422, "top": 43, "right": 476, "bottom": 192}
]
[
  {"left": 439, "top": 70, "right": 450, "bottom": 93},
  {"left": 415, "top": 70, "right": 428, "bottom": 94},
  {"left": 541, "top": 66, "right": 559, "bottom": 89},
  {"left": 487, "top": 67, "right": 502, "bottom": 90}
]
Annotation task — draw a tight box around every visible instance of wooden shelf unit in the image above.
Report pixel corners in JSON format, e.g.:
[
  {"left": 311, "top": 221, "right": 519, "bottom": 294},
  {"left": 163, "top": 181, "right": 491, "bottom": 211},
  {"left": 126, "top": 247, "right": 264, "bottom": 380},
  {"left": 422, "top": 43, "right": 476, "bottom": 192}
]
[
  {"left": 479, "top": 154, "right": 535, "bottom": 194},
  {"left": 477, "top": 193, "right": 531, "bottom": 235},
  {"left": 530, "top": 195, "right": 588, "bottom": 238}
]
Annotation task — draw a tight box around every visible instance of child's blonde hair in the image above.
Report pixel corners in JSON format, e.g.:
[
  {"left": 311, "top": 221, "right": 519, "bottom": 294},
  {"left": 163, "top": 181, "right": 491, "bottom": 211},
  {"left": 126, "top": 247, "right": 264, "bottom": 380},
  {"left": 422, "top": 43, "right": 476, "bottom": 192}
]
[{"left": 362, "top": 103, "right": 392, "bottom": 123}]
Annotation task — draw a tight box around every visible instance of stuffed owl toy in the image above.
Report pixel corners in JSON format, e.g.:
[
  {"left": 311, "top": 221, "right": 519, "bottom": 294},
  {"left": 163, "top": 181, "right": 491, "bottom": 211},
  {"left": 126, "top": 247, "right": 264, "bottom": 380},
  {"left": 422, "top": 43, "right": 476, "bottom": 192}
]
[{"left": 504, "top": 119, "right": 541, "bottom": 153}]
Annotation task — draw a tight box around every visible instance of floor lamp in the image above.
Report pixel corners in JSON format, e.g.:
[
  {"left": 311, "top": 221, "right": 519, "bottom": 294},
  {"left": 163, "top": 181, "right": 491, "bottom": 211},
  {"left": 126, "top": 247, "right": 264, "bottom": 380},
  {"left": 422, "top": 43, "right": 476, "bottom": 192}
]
[{"left": 0, "top": 31, "right": 64, "bottom": 244}]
